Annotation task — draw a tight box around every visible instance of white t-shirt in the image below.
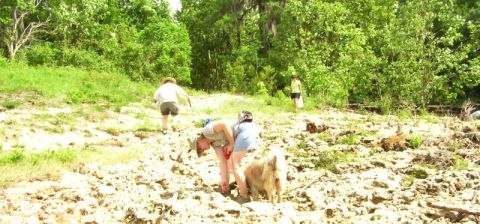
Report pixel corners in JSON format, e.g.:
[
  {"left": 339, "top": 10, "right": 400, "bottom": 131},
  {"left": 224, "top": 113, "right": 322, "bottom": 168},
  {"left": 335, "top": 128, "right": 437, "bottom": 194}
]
[{"left": 153, "top": 83, "right": 188, "bottom": 107}]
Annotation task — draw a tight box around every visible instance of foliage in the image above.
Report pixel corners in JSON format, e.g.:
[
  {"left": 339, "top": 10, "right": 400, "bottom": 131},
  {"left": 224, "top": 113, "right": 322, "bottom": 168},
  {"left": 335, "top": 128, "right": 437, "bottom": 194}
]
[
  {"left": 0, "top": 0, "right": 478, "bottom": 107},
  {"left": 0, "top": 0, "right": 191, "bottom": 83},
  {"left": 179, "top": 0, "right": 479, "bottom": 108}
]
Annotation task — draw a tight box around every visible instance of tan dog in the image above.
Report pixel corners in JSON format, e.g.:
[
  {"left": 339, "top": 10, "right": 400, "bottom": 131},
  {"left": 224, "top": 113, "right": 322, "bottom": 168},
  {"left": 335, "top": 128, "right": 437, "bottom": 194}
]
[{"left": 244, "top": 147, "right": 287, "bottom": 203}]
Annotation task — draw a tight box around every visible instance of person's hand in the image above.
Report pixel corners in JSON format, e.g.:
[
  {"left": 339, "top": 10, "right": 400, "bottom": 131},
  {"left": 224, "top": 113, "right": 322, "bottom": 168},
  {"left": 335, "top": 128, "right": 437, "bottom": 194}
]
[
  {"left": 223, "top": 144, "right": 233, "bottom": 160},
  {"left": 227, "top": 143, "right": 234, "bottom": 153}
]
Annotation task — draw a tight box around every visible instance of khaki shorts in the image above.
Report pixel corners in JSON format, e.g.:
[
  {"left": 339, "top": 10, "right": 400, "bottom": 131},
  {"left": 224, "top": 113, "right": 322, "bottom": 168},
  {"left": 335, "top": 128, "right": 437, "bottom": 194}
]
[{"left": 160, "top": 102, "right": 179, "bottom": 115}]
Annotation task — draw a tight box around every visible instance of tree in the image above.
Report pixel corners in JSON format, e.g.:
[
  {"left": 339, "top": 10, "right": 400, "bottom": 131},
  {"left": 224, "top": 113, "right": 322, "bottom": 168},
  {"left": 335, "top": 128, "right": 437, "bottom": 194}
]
[{"left": 0, "top": 0, "right": 51, "bottom": 59}]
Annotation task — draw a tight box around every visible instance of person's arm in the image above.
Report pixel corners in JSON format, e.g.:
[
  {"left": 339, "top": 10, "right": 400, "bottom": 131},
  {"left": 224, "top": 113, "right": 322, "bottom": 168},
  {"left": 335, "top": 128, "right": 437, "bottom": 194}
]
[
  {"left": 176, "top": 86, "right": 192, "bottom": 106},
  {"left": 299, "top": 80, "right": 302, "bottom": 95},
  {"left": 212, "top": 122, "right": 234, "bottom": 153},
  {"left": 153, "top": 88, "right": 160, "bottom": 103}
]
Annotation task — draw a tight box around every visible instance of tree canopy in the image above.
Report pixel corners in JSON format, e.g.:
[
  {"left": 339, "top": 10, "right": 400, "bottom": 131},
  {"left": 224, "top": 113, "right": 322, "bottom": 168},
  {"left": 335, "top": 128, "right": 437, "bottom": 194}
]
[{"left": 1, "top": 0, "right": 478, "bottom": 108}]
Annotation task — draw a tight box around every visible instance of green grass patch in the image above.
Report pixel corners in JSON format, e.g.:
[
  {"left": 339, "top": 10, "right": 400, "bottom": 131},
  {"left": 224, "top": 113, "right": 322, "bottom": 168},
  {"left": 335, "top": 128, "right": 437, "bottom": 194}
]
[
  {"left": 417, "top": 111, "right": 442, "bottom": 124},
  {"left": 101, "top": 127, "right": 123, "bottom": 136},
  {"left": 451, "top": 156, "right": 469, "bottom": 170},
  {"left": 313, "top": 150, "right": 357, "bottom": 170},
  {"left": 1, "top": 99, "right": 22, "bottom": 109},
  {"left": 135, "top": 121, "right": 159, "bottom": 132},
  {"left": 318, "top": 133, "right": 330, "bottom": 142},
  {"left": 0, "top": 147, "right": 140, "bottom": 187},
  {"left": 338, "top": 134, "right": 359, "bottom": 145},
  {"left": 0, "top": 63, "right": 155, "bottom": 107},
  {"left": 396, "top": 109, "right": 413, "bottom": 120},
  {"left": 0, "top": 149, "right": 75, "bottom": 165},
  {"left": 298, "top": 141, "right": 308, "bottom": 150},
  {"left": 401, "top": 168, "right": 429, "bottom": 187},
  {"left": 447, "top": 143, "right": 461, "bottom": 152},
  {"left": 408, "top": 135, "right": 423, "bottom": 149}
]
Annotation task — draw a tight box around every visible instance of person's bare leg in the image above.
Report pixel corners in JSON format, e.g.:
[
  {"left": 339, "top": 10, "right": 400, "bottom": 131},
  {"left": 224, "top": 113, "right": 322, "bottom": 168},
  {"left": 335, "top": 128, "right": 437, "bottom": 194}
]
[
  {"left": 162, "top": 115, "right": 168, "bottom": 133},
  {"left": 171, "top": 115, "right": 177, "bottom": 131},
  {"left": 293, "top": 98, "right": 298, "bottom": 112},
  {"left": 214, "top": 147, "right": 230, "bottom": 193},
  {"left": 230, "top": 150, "right": 248, "bottom": 198}
]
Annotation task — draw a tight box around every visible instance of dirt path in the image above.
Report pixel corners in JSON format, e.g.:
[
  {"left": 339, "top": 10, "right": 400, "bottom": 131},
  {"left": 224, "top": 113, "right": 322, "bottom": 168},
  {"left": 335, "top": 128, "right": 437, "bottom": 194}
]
[{"left": 1, "top": 94, "right": 479, "bottom": 223}]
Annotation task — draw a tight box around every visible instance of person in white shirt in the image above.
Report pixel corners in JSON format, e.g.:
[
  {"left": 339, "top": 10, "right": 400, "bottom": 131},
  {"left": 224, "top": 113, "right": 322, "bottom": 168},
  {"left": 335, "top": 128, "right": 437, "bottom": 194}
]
[{"left": 153, "top": 77, "right": 192, "bottom": 134}]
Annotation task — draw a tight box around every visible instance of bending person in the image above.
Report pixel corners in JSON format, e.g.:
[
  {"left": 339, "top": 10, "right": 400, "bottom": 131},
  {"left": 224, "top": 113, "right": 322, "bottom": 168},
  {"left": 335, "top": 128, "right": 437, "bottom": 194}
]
[{"left": 190, "top": 111, "right": 258, "bottom": 203}]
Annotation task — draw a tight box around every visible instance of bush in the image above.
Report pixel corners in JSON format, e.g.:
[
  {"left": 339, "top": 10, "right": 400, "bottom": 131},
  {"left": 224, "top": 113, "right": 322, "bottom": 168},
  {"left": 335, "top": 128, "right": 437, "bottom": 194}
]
[
  {"left": 25, "top": 43, "right": 58, "bottom": 66},
  {"left": 60, "top": 48, "right": 115, "bottom": 72}
]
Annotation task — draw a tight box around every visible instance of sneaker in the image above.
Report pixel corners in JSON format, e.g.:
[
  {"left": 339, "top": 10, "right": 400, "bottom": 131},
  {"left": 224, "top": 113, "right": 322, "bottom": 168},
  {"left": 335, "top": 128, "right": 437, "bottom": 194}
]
[{"left": 162, "top": 128, "right": 167, "bottom": 134}]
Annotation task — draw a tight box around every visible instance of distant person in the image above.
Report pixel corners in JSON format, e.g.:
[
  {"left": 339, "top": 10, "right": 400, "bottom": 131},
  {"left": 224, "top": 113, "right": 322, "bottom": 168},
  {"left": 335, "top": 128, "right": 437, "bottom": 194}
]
[
  {"left": 189, "top": 111, "right": 259, "bottom": 203},
  {"left": 153, "top": 77, "right": 192, "bottom": 134},
  {"left": 290, "top": 73, "right": 302, "bottom": 112}
]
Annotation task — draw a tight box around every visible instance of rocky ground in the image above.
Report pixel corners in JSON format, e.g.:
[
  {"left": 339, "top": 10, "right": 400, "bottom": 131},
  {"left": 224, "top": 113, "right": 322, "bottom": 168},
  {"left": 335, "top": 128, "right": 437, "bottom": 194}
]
[{"left": 0, "top": 94, "right": 479, "bottom": 223}]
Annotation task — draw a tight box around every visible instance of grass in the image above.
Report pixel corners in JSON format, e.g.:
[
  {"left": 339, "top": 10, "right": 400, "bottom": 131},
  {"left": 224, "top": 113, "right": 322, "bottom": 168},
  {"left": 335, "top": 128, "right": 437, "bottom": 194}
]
[
  {"left": 318, "top": 133, "right": 330, "bottom": 142},
  {"left": 451, "top": 155, "right": 469, "bottom": 170},
  {"left": 408, "top": 135, "right": 423, "bottom": 149},
  {"left": 447, "top": 143, "right": 461, "bottom": 152},
  {"left": 1, "top": 99, "right": 22, "bottom": 109},
  {"left": 401, "top": 168, "right": 429, "bottom": 187},
  {"left": 197, "top": 93, "right": 321, "bottom": 120},
  {"left": 0, "top": 147, "right": 140, "bottom": 187},
  {"left": 298, "top": 141, "right": 308, "bottom": 150},
  {"left": 338, "top": 134, "right": 359, "bottom": 145},
  {"left": 313, "top": 150, "right": 358, "bottom": 170},
  {"left": 418, "top": 110, "right": 442, "bottom": 124},
  {"left": 0, "top": 63, "right": 155, "bottom": 108},
  {"left": 102, "top": 127, "right": 123, "bottom": 136}
]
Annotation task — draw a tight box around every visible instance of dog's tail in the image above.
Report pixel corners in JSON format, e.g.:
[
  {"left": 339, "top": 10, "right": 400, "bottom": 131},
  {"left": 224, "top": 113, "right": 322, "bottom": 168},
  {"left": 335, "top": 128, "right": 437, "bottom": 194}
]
[{"left": 265, "top": 147, "right": 287, "bottom": 182}]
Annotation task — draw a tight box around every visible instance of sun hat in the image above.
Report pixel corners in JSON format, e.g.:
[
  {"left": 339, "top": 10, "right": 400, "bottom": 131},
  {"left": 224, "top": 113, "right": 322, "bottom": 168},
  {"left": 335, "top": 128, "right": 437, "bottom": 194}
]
[
  {"left": 238, "top": 110, "right": 253, "bottom": 123},
  {"left": 163, "top": 77, "right": 177, "bottom": 84},
  {"left": 189, "top": 134, "right": 208, "bottom": 157}
]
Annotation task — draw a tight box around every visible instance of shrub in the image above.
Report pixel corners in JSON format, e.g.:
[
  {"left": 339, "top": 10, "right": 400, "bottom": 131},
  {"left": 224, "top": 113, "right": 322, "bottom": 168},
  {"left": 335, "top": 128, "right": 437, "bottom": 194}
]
[{"left": 25, "top": 43, "right": 58, "bottom": 66}]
